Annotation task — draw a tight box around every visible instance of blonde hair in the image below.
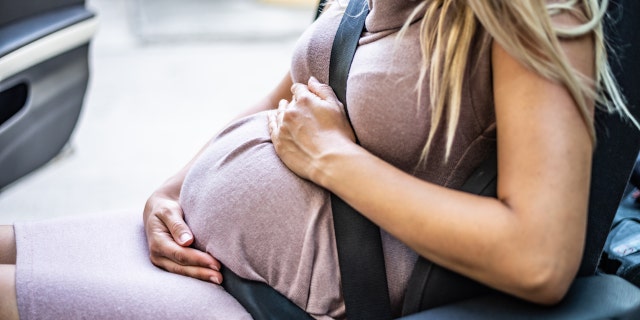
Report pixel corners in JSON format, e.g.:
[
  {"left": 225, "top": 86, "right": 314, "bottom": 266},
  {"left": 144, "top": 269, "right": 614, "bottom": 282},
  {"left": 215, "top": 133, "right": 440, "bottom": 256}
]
[{"left": 398, "top": 0, "right": 637, "bottom": 162}]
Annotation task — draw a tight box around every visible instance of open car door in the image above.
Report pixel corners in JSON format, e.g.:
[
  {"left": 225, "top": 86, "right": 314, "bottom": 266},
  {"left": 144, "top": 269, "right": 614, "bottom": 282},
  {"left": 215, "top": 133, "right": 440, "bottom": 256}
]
[{"left": 0, "top": 0, "right": 97, "bottom": 189}]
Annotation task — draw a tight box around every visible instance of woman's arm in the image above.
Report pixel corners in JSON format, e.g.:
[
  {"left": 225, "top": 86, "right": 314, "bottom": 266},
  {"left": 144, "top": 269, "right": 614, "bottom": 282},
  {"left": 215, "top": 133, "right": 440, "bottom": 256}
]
[
  {"left": 144, "top": 71, "right": 294, "bottom": 283},
  {"left": 269, "top": 27, "right": 594, "bottom": 304}
]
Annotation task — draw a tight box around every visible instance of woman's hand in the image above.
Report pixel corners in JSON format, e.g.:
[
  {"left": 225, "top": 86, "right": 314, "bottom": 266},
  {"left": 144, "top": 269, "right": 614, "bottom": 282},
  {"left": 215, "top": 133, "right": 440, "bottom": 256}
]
[
  {"left": 143, "top": 191, "right": 222, "bottom": 284},
  {"left": 268, "top": 77, "right": 356, "bottom": 182}
]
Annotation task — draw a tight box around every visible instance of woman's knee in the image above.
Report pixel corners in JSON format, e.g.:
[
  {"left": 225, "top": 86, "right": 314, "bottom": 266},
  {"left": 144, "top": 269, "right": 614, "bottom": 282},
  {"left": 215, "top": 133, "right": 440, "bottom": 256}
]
[
  {"left": 0, "top": 264, "right": 19, "bottom": 320},
  {"left": 0, "top": 226, "right": 16, "bottom": 264}
]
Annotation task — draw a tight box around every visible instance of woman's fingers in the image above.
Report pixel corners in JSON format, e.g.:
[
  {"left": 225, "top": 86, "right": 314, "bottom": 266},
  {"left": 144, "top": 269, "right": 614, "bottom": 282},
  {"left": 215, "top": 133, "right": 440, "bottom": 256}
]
[
  {"left": 278, "top": 99, "right": 288, "bottom": 111},
  {"left": 268, "top": 111, "right": 276, "bottom": 134},
  {"left": 291, "top": 82, "right": 319, "bottom": 107},
  {"left": 154, "top": 254, "right": 223, "bottom": 284},
  {"left": 277, "top": 99, "right": 288, "bottom": 124},
  {"left": 307, "top": 76, "right": 341, "bottom": 105},
  {"left": 290, "top": 76, "right": 340, "bottom": 107},
  {"left": 144, "top": 198, "right": 222, "bottom": 283},
  {"left": 156, "top": 204, "right": 194, "bottom": 246},
  {"left": 268, "top": 100, "right": 287, "bottom": 137},
  {"left": 269, "top": 77, "right": 359, "bottom": 183},
  {"left": 147, "top": 218, "right": 222, "bottom": 279},
  {"left": 289, "top": 78, "right": 345, "bottom": 118}
]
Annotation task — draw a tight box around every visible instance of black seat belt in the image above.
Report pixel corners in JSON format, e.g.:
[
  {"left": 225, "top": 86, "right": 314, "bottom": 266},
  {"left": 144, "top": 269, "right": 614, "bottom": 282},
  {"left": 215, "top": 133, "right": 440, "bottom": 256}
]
[
  {"left": 327, "top": 0, "right": 502, "bottom": 317},
  {"left": 328, "top": 1, "right": 393, "bottom": 320}
]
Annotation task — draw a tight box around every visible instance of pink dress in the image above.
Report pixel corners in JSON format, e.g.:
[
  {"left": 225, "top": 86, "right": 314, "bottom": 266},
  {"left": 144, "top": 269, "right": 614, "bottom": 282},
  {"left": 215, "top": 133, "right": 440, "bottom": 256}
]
[{"left": 14, "top": 1, "right": 495, "bottom": 319}]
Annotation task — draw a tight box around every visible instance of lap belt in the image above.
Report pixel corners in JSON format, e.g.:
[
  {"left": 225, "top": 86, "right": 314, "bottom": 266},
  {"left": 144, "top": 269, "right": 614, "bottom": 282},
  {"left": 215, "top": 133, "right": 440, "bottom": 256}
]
[{"left": 221, "top": 267, "right": 312, "bottom": 319}]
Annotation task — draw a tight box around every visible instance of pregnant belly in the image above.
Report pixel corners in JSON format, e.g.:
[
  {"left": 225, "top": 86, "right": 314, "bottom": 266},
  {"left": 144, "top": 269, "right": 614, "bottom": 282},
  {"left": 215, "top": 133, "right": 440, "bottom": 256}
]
[{"left": 180, "top": 112, "right": 343, "bottom": 318}]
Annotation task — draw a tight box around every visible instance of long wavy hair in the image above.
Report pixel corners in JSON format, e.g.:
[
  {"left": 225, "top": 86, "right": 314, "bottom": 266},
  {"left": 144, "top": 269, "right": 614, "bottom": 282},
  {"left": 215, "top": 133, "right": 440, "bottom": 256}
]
[
  {"left": 324, "top": 0, "right": 634, "bottom": 161},
  {"left": 396, "top": 0, "right": 636, "bottom": 162}
]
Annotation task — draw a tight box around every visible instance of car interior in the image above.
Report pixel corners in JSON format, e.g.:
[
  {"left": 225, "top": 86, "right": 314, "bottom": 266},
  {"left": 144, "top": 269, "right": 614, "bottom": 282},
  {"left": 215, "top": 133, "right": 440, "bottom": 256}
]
[
  {"left": 0, "top": 0, "right": 96, "bottom": 189},
  {"left": 1, "top": 0, "right": 640, "bottom": 318}
]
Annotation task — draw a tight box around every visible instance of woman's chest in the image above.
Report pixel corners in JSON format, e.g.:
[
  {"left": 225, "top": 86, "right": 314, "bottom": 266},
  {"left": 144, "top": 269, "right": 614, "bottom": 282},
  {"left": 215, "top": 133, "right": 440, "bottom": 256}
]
[
  {"left": 290, "top": 4, "right": 494, "bottom": 176},
  {"left": 291, "top": 9, "right": 430, "bottom": 171}
]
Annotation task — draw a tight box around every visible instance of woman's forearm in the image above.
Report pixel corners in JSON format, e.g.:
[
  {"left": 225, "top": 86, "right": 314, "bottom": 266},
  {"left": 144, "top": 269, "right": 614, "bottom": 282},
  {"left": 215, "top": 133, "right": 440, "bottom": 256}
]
[
  {"left": 314, "top": 146, "right": 520, "bottom": 288},
  {"left": 313, "top": 143, "right": 583, "bottom": 305}
]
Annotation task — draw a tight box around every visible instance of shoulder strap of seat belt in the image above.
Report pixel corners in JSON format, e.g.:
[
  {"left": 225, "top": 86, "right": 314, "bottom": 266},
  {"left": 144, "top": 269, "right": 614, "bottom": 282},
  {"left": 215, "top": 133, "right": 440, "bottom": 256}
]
[{"left": 328, "top": 1, "right": 392, "bottom": 319}]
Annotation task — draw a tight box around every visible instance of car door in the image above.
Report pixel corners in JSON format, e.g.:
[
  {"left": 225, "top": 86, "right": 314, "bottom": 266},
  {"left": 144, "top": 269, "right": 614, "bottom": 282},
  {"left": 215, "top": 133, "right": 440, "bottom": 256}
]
[{"left": 0, "top": 0, "right": 97, "bottom": 189}]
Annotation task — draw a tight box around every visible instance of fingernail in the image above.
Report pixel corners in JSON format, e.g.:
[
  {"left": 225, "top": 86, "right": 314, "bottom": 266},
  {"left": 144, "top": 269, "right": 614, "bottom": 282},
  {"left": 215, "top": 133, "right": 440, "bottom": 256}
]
[
  {"left": 309, "top": 76, "right": 319, "bottom": 84},
  {"left": 210, "top": 264, "right": 220, "bottom": 272},
  {"left": 179, "top": 232, "right": 192, "bottom": 244},
  {"left": 210, "top": 276, "right": 221, "bottom": 285}
]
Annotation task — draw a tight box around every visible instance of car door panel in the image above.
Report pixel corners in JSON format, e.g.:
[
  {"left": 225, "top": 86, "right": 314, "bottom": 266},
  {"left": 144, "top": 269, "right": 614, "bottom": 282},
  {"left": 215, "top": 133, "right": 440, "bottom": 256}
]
[
  {"left": 0, "top": 0, "right": 86, "bottom": 26},
  {"left": 0, "top": 1, "right": 96, "bottom": 188}
]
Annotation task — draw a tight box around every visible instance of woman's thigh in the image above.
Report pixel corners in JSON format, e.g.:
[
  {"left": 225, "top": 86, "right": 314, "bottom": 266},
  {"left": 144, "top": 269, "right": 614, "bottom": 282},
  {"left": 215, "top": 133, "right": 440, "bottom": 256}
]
[
  {"left": 14, "top": 211, "right": 251, "bottom": 320},
  {"left": 0, "top": 264, "right": 18, "bottom": 320}
]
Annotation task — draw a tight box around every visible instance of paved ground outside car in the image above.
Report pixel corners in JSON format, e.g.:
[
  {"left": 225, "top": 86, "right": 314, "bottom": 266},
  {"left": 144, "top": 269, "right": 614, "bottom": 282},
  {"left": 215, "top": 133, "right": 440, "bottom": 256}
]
[{"left": 0, "top": 0, "right": 315, "bottom": 223}]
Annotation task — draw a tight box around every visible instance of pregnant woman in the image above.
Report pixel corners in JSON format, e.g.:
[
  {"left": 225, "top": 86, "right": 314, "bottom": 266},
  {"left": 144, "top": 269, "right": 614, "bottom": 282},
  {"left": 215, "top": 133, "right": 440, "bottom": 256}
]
[{"left": 0, "top": 0, "right": 632, "bottom": 319}]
